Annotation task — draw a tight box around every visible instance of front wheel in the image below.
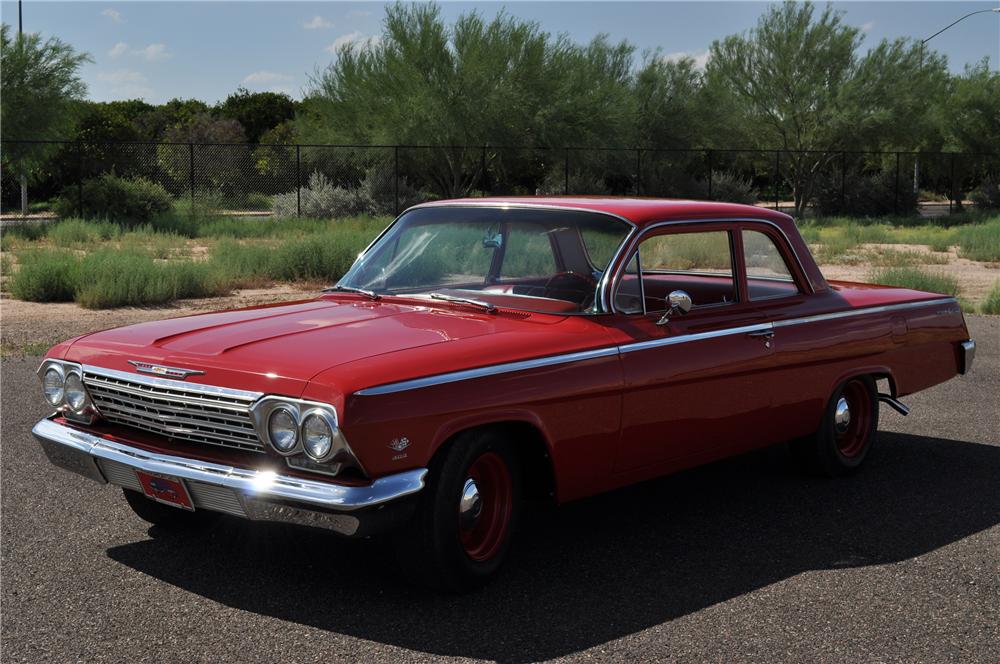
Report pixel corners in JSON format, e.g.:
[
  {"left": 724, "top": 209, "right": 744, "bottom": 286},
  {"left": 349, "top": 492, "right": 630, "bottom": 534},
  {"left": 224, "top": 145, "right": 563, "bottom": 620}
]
[
  {"left": 395, "top": 430, "right": 520, "bottom": 592},
  {"left": 792, "top": 375, "right": 879, "bottom": 477}
]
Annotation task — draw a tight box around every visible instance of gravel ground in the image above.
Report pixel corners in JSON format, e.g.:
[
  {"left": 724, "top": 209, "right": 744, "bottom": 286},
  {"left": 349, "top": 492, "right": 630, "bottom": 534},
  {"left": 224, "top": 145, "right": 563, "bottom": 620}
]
[{"left": 1, "top": 316, "right": 997, "bottom": 663}]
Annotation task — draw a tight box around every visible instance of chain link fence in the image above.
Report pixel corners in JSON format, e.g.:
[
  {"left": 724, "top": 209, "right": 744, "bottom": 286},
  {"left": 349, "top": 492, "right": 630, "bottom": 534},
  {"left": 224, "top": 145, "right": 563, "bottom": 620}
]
[{"left": 2, "top": 140, "right": 998, "bottom": 218}]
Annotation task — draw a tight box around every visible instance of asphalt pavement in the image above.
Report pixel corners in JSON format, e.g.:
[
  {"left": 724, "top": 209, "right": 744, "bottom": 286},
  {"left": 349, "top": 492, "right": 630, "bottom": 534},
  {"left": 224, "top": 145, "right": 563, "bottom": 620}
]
[{"left": 2, "top": 315, "right": 997, "bottom": 663}]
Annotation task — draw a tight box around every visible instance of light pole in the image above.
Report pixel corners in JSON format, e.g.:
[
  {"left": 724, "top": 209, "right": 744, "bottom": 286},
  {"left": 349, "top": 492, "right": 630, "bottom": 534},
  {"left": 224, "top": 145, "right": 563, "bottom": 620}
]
[{"left": 913, "top": 8, "right": 1000, "bottom": 199}]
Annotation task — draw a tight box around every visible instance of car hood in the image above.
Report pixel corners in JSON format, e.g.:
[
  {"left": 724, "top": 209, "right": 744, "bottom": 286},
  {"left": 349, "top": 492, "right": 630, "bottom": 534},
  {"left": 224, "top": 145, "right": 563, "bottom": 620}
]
[{"left": 60, "top": 296, "right": 562, "bottom": 397}]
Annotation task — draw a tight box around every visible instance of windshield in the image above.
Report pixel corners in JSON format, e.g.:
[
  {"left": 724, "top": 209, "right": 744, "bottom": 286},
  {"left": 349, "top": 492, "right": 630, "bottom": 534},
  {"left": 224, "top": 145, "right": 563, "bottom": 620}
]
[{"left": 338, "top": 206, "right": 632, "bottom": 314}]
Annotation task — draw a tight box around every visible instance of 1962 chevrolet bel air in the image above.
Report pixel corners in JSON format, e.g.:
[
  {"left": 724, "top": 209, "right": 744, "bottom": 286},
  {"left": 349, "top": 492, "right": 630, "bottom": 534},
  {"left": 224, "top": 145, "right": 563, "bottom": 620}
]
[{"left": 33, "top": 197, "right": 976, "bottom": 590}]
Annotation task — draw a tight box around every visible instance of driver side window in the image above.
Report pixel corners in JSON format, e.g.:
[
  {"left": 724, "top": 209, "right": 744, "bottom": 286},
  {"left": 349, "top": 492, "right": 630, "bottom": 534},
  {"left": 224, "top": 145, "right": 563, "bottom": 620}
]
[{"left": 615, "top": 229, "right": 737, "bottom": 313}]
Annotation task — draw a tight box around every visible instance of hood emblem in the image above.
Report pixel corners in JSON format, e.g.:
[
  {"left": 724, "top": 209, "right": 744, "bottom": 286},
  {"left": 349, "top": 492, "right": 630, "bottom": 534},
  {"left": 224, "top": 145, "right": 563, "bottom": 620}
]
[
  {"left": 388, "top": 437, "right": 410, "bottom": 452},
  {"left": 128, "top": 361, "right": 204, "bottom": 380}
]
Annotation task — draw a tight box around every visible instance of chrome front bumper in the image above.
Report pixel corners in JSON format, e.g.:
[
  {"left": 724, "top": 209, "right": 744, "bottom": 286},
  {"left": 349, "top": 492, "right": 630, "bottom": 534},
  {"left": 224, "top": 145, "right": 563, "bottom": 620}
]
[
  {"left": 960, "top": 339, "right": 976, "bottom": 375},
  {"left": 32, "top": 417, "right": 427, "bottom": 536}
]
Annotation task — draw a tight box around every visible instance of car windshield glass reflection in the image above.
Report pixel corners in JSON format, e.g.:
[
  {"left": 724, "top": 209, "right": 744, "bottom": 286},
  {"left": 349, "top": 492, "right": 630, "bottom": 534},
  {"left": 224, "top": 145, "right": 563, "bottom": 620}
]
[{"left": 338, "top": 207, "right": 631, "bottom": 314}]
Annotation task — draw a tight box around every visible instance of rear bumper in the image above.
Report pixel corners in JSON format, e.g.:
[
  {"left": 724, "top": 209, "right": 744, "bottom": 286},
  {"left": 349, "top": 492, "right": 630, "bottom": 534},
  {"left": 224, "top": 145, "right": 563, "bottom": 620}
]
[
  {"left": 959, "top": 339, "right": 976, "bottom": 375},
  {"left": 32, "top": 416, "right": 426, "bottom": 537}
]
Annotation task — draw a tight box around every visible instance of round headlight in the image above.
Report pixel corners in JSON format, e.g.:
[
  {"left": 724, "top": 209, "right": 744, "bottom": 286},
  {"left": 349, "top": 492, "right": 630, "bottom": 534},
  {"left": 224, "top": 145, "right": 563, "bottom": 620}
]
[
  {"left": 42, "top": 367, "right": 65, "bottom": 406},
  {"left": 64, "top": 372, "right": 88, "bottom": 412},
  {"left": 302, "top": 413, "right": 334, "bottom": 461},
  {"left": 267, "top": 408, "right": 298, "bottom": 453}
]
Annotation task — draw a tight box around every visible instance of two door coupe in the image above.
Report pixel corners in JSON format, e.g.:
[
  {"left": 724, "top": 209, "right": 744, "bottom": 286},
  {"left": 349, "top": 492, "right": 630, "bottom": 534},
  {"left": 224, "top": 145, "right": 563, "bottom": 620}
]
[{"left": 33, "top": 198, "right": 975, "bottom": 590}]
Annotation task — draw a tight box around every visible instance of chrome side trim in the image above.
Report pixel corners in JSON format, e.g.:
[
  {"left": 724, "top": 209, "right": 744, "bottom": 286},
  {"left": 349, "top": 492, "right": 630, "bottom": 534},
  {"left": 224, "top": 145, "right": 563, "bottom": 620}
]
[
  {"left": 353, "top": 297, "right": 958, "bottom": 396},
  {"left": 771, "top": 297, "right": 958, "bottom": 328},
  {"left": 83, "top": 364, "right": 263, "bottom": 401},
  {"left": 618, "top": 322, "right": 773, "bottom": 354},
  {"left": 354, "top": 346, "right": 621, "bottom": 396},
  {"left": 32, "top": 417, "right": 426, "bottom": 512}
]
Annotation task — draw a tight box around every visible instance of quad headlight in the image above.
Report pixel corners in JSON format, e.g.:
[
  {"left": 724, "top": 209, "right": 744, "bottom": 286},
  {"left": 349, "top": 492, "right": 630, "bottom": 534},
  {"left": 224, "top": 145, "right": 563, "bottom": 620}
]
[
  {"left": 36, "top": 359, "right": 97, "bottom": 423},
  {"left": 250, "top": 397, "right": 363, "bottom": 476}
]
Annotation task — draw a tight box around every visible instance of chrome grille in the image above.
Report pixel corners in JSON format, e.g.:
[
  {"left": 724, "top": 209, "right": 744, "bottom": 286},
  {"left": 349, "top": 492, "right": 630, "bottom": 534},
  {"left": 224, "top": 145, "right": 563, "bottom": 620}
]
[{"left": 83, "top": 367, "right": 265, "bottom": 453}]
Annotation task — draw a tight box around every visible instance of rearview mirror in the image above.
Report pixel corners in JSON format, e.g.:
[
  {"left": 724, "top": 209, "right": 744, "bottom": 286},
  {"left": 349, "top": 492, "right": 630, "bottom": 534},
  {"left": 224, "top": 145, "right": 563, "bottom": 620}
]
[{"left": 656, "top": 290, "right": 693, "bottom": 326}]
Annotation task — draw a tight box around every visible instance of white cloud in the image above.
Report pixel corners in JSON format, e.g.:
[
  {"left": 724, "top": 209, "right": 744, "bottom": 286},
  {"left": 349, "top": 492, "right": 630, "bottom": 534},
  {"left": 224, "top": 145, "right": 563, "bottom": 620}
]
[
  {"left": 108, "top": 42, "right": 129, "bottom": 58},
  {"left": 662, "top": 49, "right": 711, "bottom": 71},
  {"left": 97, "top": 69, "right": 152, "bottom": 98},
  {"left": 137, "top": 43, "right": 171, "bottom": 62},
  {"left": 326, "top": 31, "right": 379, "bottom": 53},
  {"left": 102, "top": 8, "right": 124, "bottom": 24},
  {"left": 243, "top": 71, "right": 293, "bottom": 85},
  {"left": 303, "top": 16, "right": 333, "bottom": 30},
  {"left": 860, "top": 21, "right": 876, "bottom": 33}
]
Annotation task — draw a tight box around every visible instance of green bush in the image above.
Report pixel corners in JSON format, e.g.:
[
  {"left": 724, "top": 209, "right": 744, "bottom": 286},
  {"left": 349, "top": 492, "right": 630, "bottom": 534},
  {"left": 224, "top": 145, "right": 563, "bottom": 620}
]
[
  {"left": 868, "top": 266, "right": 959, "bottom": 296},
  {"left": 696, "top": 171, "right": 759, "bottom": 205},
  {"left": 75, "top": 249, "right": 226, "bottom": 309},
  {"left": 970, "top": 177, "right": 1000, "bottom": 210},
  {"left": 981, "top": 280, "right": 1000, "bottom": 315},
  {"left": 8, "top": 249, "right": 80, "bottom": 302},
  {"left": 56, "top": 174, "right": 173, "bottom": 227},
  {"left": 47, "top": 219, "right": 121, "bottom": 247},
  {"left": 955, "top": 217, "right": 1000, "bottom": 262},
  {"left": 815, "top": 171, "right": 918, "bottom": 217}
]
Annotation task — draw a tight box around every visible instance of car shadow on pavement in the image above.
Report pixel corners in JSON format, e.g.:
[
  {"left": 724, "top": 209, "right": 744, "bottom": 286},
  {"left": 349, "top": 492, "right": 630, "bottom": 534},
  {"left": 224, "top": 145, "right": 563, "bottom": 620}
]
[{"left": 107, "top": 432, "right": 1000, "bottom": 663}]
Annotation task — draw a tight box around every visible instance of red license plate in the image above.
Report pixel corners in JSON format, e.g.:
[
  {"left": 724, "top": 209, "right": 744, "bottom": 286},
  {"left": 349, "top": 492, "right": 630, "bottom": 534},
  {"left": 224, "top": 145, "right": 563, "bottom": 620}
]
[{"left": 135, "top": 470, "right": 194, "bottom": 511}]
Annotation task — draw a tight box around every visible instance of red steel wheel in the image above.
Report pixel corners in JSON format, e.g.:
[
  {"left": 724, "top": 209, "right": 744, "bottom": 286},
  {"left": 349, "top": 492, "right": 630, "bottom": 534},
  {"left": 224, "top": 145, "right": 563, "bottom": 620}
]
[
  {"left": 458, "top": 451, "right": 513, "bottom": 562},
  {"left": 834, "top": 378, "right": 873, "bottom": 458}
]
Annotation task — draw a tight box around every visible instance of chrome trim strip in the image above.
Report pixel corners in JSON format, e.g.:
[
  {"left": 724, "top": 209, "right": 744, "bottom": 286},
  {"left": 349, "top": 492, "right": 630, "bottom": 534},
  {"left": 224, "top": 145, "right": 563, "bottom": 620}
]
[
  {"left": 770, "top": 297, "right": 958, "bottom": 328},
  {"left": 355, "top": 346, "right": 621, "bottom": 396},
  {"left": 618, "top": 322, "right": 773, "bottom": 354},
  {"left": 353, "top": 297, "right": 958, "bottom": 396},
  {"left": 32, "top": 417, "right": 426, "bottom": 511},
  {"left": 82, "top": 364, "right": 263, "bottom": 402}
]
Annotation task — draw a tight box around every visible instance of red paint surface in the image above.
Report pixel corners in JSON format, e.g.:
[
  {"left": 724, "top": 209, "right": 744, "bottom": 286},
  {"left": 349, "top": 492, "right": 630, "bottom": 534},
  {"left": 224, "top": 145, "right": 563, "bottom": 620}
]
[{"left": 47, "top": 199, "right": 971, "bottom": 504}]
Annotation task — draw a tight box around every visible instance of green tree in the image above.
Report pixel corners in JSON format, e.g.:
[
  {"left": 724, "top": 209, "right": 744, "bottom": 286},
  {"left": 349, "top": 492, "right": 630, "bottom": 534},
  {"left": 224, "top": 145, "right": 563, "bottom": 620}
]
[
  {"left": 705, "top": 1, "right": 946, "bottom": 214},
  {"left": 0, "top": 24, "right": 90, "bottom": 213},
  {"left": 216, "top": 88, "right": 296, "bottom": 143},
  {"left": 944, "top": 59, "right": 1000, "bottom": 154}
]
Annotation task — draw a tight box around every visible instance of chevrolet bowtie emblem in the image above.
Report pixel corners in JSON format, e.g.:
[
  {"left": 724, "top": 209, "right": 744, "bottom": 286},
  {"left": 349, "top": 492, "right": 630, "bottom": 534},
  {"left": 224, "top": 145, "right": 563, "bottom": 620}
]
[{"left": 128, "top": 361, "right": 205, "bottom": 379}]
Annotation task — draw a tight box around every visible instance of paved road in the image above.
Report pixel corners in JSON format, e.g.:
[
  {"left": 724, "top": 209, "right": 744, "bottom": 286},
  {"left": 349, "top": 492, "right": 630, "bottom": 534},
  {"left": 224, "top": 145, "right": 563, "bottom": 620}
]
[{"left": 2, "top": 316, "right": 997, "bottom": 663}]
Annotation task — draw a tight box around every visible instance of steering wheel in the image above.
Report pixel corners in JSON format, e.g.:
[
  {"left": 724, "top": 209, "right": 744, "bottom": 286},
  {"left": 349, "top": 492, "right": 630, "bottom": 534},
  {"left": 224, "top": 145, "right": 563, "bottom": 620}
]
[{"left": 543, "top": 271, "right": 598, "bottom": 304}]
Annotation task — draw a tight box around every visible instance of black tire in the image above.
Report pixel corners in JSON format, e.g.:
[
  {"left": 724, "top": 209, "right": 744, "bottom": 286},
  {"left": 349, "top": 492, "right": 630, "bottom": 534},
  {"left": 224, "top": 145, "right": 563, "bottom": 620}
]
[
  {"left": 792, "top": 375, "right": 879, "bottom": 477},
  {"left": 394, "top": 429, "right": 521, "bottom": 592},
  {"left": 122, "top": 488, "right": 219, "bottom": 530}
]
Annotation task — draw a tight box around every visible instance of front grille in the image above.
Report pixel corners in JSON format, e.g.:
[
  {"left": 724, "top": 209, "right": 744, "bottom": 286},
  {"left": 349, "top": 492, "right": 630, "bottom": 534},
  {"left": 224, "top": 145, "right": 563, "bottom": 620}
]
[
  {"left": 83, "top": 368, "right": 265, "bottom": 453},
  {"left": 98, "top": 458, "right": 248, "bottom": 517}
]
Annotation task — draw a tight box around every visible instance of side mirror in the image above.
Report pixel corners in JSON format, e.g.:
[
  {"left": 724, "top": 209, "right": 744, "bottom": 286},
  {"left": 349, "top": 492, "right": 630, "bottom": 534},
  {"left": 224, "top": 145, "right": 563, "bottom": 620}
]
[{"left": 656, "top": 290, "right": 693, "bottom": 326}]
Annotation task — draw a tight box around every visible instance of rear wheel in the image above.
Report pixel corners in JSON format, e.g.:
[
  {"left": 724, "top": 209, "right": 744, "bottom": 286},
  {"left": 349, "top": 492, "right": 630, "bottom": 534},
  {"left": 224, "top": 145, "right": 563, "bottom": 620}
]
[
  {"left": 792, "top": 375, "right": 879, "bottom": 477},
  {"left": 395, "top": 430, "right": 520, "bottom": 592},
  {"left": 122, "top": 488, "right": 218, "bottom": 530}
]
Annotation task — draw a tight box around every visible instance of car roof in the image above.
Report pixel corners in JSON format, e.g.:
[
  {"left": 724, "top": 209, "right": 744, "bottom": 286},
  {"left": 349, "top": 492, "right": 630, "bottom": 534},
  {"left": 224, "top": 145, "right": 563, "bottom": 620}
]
[{"left": 413, "top": 196, "right": 795, "bottom": 229}]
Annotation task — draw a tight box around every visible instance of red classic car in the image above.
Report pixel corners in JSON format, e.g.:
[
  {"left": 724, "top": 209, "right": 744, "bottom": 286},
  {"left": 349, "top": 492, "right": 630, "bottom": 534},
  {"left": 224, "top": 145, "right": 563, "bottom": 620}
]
[{"left": 33, "top": 197, "right": 976, "bottom": 590}]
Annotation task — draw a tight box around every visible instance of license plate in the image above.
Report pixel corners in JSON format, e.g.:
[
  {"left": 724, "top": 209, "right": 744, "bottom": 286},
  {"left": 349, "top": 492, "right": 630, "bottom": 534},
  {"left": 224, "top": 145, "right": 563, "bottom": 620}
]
[{"left": 135, "top": 470, "right": 194, "bottom": 511}]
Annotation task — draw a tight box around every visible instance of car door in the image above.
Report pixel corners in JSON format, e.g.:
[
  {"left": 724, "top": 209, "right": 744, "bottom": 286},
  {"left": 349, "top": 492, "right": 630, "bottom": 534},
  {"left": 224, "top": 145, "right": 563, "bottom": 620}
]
[{"left": 610, "top": 223, "right": 777, "bottom": 473}]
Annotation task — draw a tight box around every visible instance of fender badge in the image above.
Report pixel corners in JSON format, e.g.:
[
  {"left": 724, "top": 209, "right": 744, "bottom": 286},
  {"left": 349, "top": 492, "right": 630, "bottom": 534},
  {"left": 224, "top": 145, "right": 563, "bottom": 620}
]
[
  {"left": 128, "top": 361, "right": 205, "bottom": 379},
  {"left": 388, "top": 437, "right": 410, "bottom": 452}
]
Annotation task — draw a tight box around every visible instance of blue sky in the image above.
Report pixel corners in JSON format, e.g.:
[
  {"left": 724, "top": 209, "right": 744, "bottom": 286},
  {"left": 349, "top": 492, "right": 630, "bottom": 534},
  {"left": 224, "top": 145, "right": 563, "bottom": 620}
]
[{"left": 2, "top": 1, "right": 998, "bottom": 104}]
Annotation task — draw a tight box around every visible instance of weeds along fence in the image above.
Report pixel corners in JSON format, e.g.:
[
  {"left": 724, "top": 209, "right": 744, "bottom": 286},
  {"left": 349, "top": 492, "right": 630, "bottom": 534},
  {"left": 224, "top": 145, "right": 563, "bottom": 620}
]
[{"left": 1, "top": 140, "right": 998, "bottom": 218}]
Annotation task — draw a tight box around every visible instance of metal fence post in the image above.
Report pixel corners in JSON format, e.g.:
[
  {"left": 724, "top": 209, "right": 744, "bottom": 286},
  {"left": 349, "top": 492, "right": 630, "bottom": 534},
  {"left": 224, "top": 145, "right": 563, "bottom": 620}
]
[
  {"left": 188, "top": 143, "right": 195, "bottom": 211},
  {"left": 295, "top": 144, "right": 302, "bottom": 218},
  {"left": 894, "top": 152, "right": 901, "bottom": 214},
  {"left": 840, "top": 151, "right": 847, "bottom": 211},
  {"left": 635, "top": 149, "right": 642, "bottom": 195},
  {"left": 774, "top": 150, "right": 780, "bottom": 210},
  {"left": 949, "top": 152, "right": 956, "bottom": 213},
  {"left": 564, "top": 148, "right": 570, "bottom": 195},
  {"left": 77, "top": 141, "right": 84, "bottom": 216},
  {"left": 394, "top": 146, "right": 400, "bottom": 215},
  {"left": 706, "top": 150, "right": 713, "bottom": 200}
]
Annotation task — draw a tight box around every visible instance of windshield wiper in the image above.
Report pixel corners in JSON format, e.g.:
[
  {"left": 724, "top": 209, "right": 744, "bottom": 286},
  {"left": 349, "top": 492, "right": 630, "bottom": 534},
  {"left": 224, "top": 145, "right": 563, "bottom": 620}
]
[
  {"left": 322, "top": 285, "right": 380, "bottom": 300},
  {"left": 428, "top": 292, "right": 497, "bottom": 314}
]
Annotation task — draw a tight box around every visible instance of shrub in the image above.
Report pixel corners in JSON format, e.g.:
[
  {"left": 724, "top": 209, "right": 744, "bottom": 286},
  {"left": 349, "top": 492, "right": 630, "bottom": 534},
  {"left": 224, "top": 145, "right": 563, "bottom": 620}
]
[
  {"left": 537, "top": 169, "right": 611, "bottom": 196},
  {"left": 273, "top": 172, "right": 368, "bottom": 218},
  {"left": 970, "top": 176, "right": 1000, "bottom": 210},
  {"left": 981, "top": 279, "right": 1000, "bottom": 315},
  {"left": 75, "top": 249, "right": 226, "bottom": 309},
  {"left": 47, "top": 219, "right": 120, "bottom": 247},
  {"left": 56, "top": 174, "right": 173, "bottom": 227},
  {"left": 815, "top": 171, "right": 918, "bottom": 217},
  {"left": 694, "top": 171, "right": 759, "bottom": 205},
  {"left": 868, "top": 267, "right": 959, "bottom": 296},
  {"left": 359, "top": 164, "right": 424, "bottom": 215},
  {"left": 8, "top": 249, "right": 80, "bottom": 302},
  {"left": 955, "top": 217, "right": 1000, "bottom": 262}
]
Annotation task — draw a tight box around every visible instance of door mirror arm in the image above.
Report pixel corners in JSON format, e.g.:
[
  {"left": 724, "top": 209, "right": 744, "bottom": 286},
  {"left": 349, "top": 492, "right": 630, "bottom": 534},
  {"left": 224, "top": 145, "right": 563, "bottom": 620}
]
[{"left": 656, "top": 290, "right": 693, "bottom": 326}]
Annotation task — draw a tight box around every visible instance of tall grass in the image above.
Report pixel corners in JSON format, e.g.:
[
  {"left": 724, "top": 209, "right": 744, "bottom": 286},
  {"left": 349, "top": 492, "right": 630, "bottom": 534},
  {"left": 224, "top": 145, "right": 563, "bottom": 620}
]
[
  {"left": 8, "top": 249, "right": 80, "bottom": 302},
  {"left": 75, "top": 250, "right": 227, "bottom": 309},
  {"left": 981, "top": 280, "right": 1000, "bottom": 315},
  {"left": 955, "top": 218, "right": 1000, "bottom": 262},
  {"left": 867, "top": 267, "right": 960, "bottom": 296}
]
